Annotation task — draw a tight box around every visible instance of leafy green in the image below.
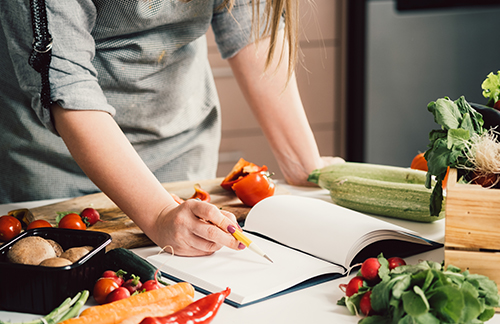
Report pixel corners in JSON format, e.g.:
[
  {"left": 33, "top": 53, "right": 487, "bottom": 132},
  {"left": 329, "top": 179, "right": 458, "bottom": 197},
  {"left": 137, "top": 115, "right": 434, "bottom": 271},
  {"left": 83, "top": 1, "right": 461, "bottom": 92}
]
[
  {"left": 425, "top": 96, "right": 485, "bottom": 216},
  {"left": 340, "top": 254, "right": 499, "bottom": 324},
  {"left": 481, "top": 71, "right": 500, "bottom": 107}
]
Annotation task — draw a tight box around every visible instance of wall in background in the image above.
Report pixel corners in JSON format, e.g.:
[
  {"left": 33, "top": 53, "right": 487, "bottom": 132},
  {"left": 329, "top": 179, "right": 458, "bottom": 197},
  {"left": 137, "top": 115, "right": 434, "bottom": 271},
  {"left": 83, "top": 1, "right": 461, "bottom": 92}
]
[{"left": 208, "top": 0, "right": 347, "bottom": 179}]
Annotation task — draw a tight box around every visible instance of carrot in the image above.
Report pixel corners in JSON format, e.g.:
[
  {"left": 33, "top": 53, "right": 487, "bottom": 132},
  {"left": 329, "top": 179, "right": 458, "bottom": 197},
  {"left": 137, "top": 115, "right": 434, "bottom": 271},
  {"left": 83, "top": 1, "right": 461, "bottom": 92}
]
[
  {"left": 117, "top": 293, "right": 192, "bottom": 324},
  {"left": 59, "top": 282, "right": 194, "bottom": 324},
  {"left": 60, "top": 293, "right": 193, "bottom": 324}
]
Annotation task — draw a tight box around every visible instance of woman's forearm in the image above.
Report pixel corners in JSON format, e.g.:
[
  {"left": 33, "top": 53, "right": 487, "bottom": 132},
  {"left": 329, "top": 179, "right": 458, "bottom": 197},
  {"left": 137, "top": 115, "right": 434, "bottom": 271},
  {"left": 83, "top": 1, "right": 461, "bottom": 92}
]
[
  {"left": 228, "top": 31, "right": 324, "bottom": 185},
  {"left": 50, "top": 104, "right": 175, "bottom": 234}
]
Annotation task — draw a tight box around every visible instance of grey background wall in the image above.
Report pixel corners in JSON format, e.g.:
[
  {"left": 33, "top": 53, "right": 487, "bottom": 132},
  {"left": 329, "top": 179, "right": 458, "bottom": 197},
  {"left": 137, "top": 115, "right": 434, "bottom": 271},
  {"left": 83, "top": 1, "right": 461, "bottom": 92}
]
[{"left": 364, "top": 1, "right": 500, "bottom": 167}]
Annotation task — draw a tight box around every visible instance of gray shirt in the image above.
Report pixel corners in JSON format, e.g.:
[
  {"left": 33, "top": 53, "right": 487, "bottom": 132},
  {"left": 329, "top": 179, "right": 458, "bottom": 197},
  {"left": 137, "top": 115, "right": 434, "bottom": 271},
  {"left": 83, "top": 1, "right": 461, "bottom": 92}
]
[{"left": 0, "top": 0, "right": 260, "bottom": 203}]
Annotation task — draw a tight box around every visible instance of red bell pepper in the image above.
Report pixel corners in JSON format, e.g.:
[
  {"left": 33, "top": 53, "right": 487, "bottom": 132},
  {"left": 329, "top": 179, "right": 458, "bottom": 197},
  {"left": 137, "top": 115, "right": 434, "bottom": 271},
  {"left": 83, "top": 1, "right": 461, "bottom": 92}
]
[{"left": 139, "top": 287, "right": 231, "bottom": 324}]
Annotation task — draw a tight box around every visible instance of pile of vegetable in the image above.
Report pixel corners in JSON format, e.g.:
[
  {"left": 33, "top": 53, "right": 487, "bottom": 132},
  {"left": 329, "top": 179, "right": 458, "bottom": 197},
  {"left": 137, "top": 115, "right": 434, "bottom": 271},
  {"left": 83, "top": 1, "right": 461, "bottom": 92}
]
[
  {"left": 57, "top": 207, "right": 103, "bottom": 230},
  {"left": 308, "top": 162, "right": 444, "bottom": 222},
  {"left": 57, "top": 282, "right": 229, "bottom": 324},
  {"left": 425, "top": 70, "right": 500, "bottom": 215},
  {"left": 0, "top": 207, "right": 104, "bottom": 243},
  {"left": 92, "top": 268, "right": 164, "bottom": 305},
  {"left": 338, "top": 254, "right": 500, "bottom": 323}
]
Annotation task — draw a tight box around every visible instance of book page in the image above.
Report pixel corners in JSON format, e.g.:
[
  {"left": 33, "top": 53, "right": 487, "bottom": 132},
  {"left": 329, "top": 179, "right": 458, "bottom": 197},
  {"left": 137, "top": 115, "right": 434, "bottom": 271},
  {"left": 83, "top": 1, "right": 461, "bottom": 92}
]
[
  {"left": 147, "top": 232, "right": 344, "bottom": 306},
  {"left": 243, "top": 195, "right": 420, "bottom": 267}
]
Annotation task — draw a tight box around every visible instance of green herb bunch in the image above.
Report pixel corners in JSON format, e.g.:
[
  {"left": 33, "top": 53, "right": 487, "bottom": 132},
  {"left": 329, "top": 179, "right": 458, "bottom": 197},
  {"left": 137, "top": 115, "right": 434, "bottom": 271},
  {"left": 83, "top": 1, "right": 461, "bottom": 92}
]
[
  {"left": 424, "top": 96, "right": 485, "bottom": 216},
  {"left": 338, "top": 254, "right": 499, "bottom": 324}
]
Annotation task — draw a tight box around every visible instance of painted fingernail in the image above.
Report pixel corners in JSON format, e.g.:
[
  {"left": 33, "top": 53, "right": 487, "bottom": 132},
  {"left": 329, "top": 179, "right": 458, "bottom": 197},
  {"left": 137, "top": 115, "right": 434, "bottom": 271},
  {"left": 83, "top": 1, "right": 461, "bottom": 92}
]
[
  {"left": 237, "top": 223, "right": 242, "bottom": 230},
  {"left": 238, "top": 243, "right": 246, "bottom": 250},
  {"left": 227, "top": 225, "right": 236, "bottom": 234}
]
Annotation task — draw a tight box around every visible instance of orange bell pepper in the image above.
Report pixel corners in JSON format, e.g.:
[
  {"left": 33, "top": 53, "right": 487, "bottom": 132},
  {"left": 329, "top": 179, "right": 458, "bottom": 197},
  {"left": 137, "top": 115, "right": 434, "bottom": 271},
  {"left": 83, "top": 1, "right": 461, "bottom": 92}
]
[{"left": 220, "top": 158, "right": 267, "bottom": 191}]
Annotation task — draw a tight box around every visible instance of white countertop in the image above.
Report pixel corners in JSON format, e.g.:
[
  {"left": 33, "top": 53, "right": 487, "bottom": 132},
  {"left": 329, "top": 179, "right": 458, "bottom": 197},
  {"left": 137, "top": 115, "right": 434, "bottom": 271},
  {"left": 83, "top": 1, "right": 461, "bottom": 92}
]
[{"left": 1, "top": 184, "right": 498, "bottom": 324}]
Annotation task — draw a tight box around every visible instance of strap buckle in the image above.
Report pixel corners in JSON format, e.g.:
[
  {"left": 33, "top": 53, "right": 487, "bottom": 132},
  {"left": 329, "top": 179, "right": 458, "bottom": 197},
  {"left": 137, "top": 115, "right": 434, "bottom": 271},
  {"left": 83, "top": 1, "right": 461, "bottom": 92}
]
[{"left": 32, "top": 37, "right": 53, "bottom": 54}]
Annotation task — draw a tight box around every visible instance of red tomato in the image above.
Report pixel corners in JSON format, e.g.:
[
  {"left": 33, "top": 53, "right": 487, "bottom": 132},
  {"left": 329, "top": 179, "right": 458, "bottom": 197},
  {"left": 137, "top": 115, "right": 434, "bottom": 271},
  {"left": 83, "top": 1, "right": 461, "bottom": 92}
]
[
  {"left": 93, "top": 278, "right": 120, "bottom": 305},
  {"left": 27, "top": 219, "right": 52, "bottom": 230},
  {"left": 0, "top": 215, "right": 22, "bottom": 242},
  {"left": 142, "top": 279, "right": 162, "bottom": 291},
  {"left": 387, "top": 257, "right": 406, "bottom": 270},
  {"left": 231, "top": 171, "right": 275, "bottom": 207},
  {"left": 105, "top": 287, "right": 131, "bottom": 304},
  {"left": 58, "top": 213, "right": 87, "bottom": 230}
]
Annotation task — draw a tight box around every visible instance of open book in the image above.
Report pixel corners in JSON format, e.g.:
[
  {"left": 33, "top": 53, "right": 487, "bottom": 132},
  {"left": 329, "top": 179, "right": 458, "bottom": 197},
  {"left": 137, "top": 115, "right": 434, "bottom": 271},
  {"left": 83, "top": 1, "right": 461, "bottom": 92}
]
[{"left": 147, "top": 195, "right": 442, "bottom": 307}]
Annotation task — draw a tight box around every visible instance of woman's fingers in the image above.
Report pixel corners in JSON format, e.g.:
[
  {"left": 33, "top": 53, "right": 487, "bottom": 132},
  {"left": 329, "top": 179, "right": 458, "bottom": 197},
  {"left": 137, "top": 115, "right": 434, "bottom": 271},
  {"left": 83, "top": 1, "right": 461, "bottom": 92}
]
[
  {"left": 154, "top": 199, "right": 242, "bottom": 256},
  {"left": 183, "top": 200, "right": 242, "bottom": 252}
]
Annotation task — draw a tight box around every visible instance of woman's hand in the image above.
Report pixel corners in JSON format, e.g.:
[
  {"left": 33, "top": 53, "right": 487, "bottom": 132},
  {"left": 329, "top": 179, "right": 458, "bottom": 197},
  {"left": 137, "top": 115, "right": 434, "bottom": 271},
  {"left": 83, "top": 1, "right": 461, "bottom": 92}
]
[
  {"left": 281, "top": 156, "right": 346, "bottom": 187},
  {"left": 149, "top": 199, "right": 244, "bottom": 257}
]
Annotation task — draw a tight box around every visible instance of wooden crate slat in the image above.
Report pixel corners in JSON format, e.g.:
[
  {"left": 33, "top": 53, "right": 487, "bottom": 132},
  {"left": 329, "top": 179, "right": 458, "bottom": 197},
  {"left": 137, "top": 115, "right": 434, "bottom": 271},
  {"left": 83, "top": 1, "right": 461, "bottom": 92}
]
[
  {"left": 445, "top": 168, "right": 500, "bottom": 250},
  {"left": 445, "top": 249, "right": 500, "bottom": 293}
]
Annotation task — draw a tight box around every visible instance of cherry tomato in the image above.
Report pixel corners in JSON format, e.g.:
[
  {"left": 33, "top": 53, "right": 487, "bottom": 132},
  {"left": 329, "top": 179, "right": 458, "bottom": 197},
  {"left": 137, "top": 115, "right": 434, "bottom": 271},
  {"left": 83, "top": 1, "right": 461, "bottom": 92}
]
[
  {"left": 27, "top": 219, "right": 52, "bottom": 230},
  {"left": 142, "top": 279, "right": 162, "bottom": 291},
  {"left": 58, "top": 213, "right": 87, "bottom": 230},
  {"left": 102, "top": 270, "right": 127, "bottom": 286},
  {"left": 0, "top": 215, "right": 22, "bottom": 242},
  {"left": 105, "top": 287, "right": 131, "bottom": 304},
  {"left": 232, "top": 171, "right": 275, "bottom": 207},
  {"left": 93, "top": 278, "right": 120, "bottom": 305},
  {"left": 387, "top": 257, "right": 406, "bottom": 270}
]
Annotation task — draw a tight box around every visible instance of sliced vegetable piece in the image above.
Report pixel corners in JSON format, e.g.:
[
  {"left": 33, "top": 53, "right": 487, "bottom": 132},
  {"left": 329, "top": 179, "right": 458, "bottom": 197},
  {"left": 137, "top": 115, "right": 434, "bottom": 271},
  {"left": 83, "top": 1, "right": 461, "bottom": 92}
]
[
  {"left": 189, "top": 183, "right": 211, "bottom": 202},
  {"left": 220, "top": 157, "right": 267, "bottom": 191}
]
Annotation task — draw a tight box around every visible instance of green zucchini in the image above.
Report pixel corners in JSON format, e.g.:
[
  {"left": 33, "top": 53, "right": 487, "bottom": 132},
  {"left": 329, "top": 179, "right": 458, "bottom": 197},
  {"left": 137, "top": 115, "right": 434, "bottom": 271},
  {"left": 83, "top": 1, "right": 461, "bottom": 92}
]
[
  {"left": 104, "top": 248, "right": 169, "bottom": 286},
  {"left": 308, "top": 162, "right": 445, "bottom": 222}
]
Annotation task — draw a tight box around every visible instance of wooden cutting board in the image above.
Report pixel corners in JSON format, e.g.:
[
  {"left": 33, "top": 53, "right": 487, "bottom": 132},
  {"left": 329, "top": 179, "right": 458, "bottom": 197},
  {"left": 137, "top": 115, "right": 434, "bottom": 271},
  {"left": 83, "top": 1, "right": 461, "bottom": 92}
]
[{"left": 22, "top": 178, "right": 286, "bottom": 250}]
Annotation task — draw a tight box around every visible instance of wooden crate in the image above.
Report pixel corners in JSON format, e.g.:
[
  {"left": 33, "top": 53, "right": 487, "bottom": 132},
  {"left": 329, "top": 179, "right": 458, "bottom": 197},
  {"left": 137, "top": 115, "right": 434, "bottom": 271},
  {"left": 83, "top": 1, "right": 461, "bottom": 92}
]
[{"left": 444, "top": 168, "right": 500, "bottom": 290}]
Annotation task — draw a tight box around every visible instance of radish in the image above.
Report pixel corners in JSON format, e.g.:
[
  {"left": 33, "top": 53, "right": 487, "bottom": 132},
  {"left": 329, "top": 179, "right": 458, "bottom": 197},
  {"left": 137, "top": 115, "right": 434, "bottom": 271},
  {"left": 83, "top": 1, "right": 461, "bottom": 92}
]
[
  {"left": 80, "top": 207, "right": 103, "bottom": 226},
  {"left": 387, "top": 257, "right": 406, "bottom": 270},
  {"left": 123, "top": 274, "right": 143, "bottom": 294},
  {"left": 345, "top": 276, "right": 364, "bottom": 297},
  {"left": 360, "top": 258, "right": 381, "bottom": 282},
  {"left": 360, "top": 291, "right": 373, "bottom": 316}
]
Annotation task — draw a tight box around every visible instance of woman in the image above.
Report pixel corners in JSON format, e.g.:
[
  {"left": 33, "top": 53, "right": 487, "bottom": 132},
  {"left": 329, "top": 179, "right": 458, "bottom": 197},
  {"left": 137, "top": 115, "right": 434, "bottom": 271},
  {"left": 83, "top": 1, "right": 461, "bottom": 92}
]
[{"left": 0, "top": 0, "right": 342, "bottom": 256}]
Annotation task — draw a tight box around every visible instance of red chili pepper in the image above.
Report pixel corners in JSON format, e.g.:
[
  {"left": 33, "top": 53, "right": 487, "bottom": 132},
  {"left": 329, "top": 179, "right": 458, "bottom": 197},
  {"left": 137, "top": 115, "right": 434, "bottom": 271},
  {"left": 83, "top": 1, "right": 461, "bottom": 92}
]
[{"left": 139, "top": 287, "right": 231, "bottom": 324}]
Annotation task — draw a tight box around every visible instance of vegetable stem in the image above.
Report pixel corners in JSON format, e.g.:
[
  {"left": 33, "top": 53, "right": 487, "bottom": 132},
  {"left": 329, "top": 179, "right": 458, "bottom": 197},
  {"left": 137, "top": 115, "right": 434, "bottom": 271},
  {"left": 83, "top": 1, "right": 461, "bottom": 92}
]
[{"left": 1, "top": 290, "right": 89, "bottom": 324}]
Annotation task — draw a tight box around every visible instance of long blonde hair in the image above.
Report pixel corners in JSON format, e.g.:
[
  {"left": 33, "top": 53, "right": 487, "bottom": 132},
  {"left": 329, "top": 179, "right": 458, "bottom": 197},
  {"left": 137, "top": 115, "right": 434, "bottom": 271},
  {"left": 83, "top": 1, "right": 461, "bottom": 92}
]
[{"left": 221, "top": 0, "right": 299, "bottom": 80}]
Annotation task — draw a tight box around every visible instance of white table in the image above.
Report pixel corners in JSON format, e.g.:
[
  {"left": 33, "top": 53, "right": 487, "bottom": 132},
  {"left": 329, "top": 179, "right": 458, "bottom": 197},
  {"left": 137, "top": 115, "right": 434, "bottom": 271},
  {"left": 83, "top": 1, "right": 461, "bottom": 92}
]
[{"left": 1, "top": 184, "right": 498, "bottom": 324}]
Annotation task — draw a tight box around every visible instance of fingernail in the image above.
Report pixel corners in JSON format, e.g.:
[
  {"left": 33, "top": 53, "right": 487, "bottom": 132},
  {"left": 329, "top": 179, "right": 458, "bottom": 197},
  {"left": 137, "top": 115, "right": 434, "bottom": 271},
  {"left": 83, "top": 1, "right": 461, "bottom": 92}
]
[
  {"left": 237, "top": 223, "right": 242, "bottom": 230},
  {"left": 238, "top": 243, "right": 246, "bottom": 250},
  {"left": 227, "top": 225, "right": 236, "bottom": 234}
]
